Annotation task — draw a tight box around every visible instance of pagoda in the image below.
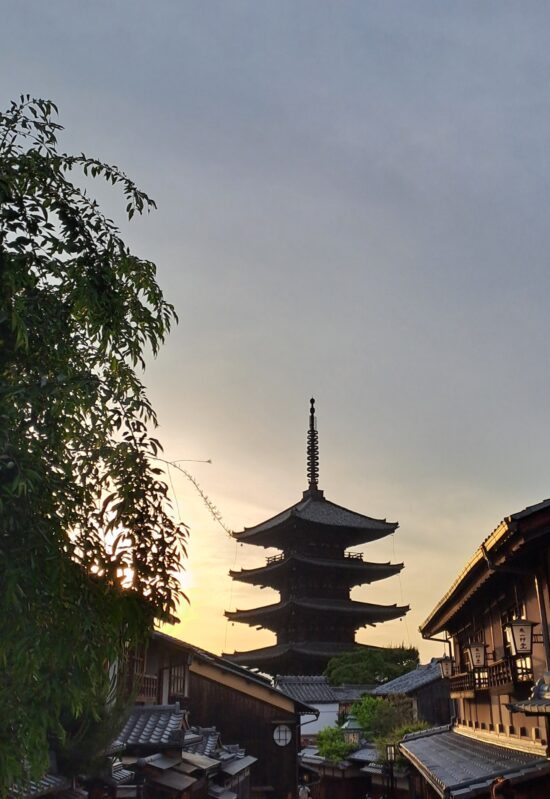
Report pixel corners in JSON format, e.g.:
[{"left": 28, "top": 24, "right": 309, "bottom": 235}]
[{"left": 223, "top": 399, "right": 409, "bottom": 675}]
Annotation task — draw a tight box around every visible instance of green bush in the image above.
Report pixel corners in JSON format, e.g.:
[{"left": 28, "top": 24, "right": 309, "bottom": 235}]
[
  {"left": 316, "top": 726, "right": 354, "bottom": 763},
  {"left": 375, "top": 721, "right": 429, "bottom": 765},
  {"left": 352, "top": 694, "right": 414, "bottom": 739}
]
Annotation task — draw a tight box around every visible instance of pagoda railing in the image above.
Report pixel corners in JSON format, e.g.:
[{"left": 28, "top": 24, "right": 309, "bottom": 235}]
[{"left": 265, "top": 551, "right": 366, "bottom": 564}]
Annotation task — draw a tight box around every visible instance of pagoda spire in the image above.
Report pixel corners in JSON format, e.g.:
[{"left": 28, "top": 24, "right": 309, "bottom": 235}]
[{"left": 306, "top": 397, "right": 322, "bottom": 496}]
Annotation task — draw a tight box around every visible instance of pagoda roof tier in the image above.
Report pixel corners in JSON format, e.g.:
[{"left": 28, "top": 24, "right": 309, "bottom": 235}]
[
  {"left": 223, "top": 641, "right": 383, "bottom": 675},
  {"left": 234, "top": 492, "right": 398, "bottom": 549},
  {"left": 229, "top": 553, "right": 403, "bottom": 588},
  {"left": 225, "top": 597, "right": 409, "bottom": 631}
]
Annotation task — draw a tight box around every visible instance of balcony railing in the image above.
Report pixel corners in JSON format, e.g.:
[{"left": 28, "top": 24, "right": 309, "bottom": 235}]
[
  {"left": 344, "top": 551, "right": 364, "bottom": 560},
  {"left": 450, "top": 671, "right": 476, "bottom": 693},
  {"left": 266, "top": 553, "right": 285, "bottom": 564},
  {"left": 450, "top": 657, "right": 533, "bottom": 695}
]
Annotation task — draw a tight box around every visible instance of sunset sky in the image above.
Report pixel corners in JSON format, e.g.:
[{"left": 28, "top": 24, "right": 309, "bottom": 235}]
[{"left": 5, "top": 2, "right": 550, "bottom": 662}]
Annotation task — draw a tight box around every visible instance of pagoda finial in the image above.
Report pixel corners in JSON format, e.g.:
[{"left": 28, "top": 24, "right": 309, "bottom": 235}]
[{"left": 307, "top": 397, "right": 320, "bottom": 492}]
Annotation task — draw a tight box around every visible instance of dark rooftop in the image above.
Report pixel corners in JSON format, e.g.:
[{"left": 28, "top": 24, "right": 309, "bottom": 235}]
[
  {"left": 228, "top": 596, "right": 409, "bottom": 623},
  {"left": 275, "top": 675, "right": 374, "bottom": 704},
  {"left": 9, "top": 775, "right": 71, "bottom": 799},
  {"left": 400, "top": 726, "right": 550, "bottom": 798},
  {"left": 275, "top": 675, "right": 337, "bottom": 703},
  {"left": 115, "top": 703, "right": 186, "bottom": 751},
  {"left": 371, "top": 659, "right": 442, "bottom": 696},
  {"left": 332, "top": 684, "right": 375, "bottom": 702},
  {"left": 231, "top": 554, "right": 403, "bottom": 584},
  {"left": 235, "top": 494, "right": 397, "bottom": 545}
]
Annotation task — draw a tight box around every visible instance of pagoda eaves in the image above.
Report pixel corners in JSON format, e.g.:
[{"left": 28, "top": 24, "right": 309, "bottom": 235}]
[
  {"left": 226, "top": 597, "right": 408, "bottom": 631},
  {"left": 233, "top": 493, "right": 398, "bottom": 550},
  {"left": 229, "top": 553, "right": 404, "bottom": 589}
]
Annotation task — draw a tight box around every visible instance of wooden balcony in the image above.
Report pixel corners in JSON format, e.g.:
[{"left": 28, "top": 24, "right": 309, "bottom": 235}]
[
  {"left": 449, "top": 671, "right": 476, "bottom": 698},
  {"left": 450, "top": 657, "right": 533, "bottom": 698}
]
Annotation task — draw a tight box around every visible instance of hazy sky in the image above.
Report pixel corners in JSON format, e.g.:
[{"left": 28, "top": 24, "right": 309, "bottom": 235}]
[{"left": 5, "top": 2, "right": 550, "bottom": 662}]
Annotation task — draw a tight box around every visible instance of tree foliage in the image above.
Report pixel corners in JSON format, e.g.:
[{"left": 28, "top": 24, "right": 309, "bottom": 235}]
[
  {"left": 315, "top": 726, "right": 354, "bottom": 763},
  {"left": 352, "top": 695, "right": 414, "bottom": 740},
  {"left": 0, "top": 96, "right": 187, "bottom": 791},
  {"left": 374, "top": 720, "right": 429, "bottom": 765},
  {"left": 325, "top": 646, "right": 419, "bottom": 686}
]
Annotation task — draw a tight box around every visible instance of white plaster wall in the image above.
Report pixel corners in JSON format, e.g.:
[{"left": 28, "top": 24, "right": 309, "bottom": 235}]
[{"left": 300, "top": 702, "right": 339, "bottom": 735}]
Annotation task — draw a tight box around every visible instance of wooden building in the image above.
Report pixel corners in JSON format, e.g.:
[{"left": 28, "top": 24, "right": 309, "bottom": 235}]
[
  {"left": 223, "top": 399, "right": 408, "bottom": 675},
  {"left": 401, "top": 498, "right": 550, "bottom": 799},
  {"left": 125, "top": 631, "right": 317, "bottom": 799},
  {"left": 370, "top": 659, "right": 452, "bottom": 727}
]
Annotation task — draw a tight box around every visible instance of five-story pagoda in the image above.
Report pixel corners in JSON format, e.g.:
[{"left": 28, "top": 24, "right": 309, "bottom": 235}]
[{"left": 224, "top": 399, "right": 409, "bottom": 675}]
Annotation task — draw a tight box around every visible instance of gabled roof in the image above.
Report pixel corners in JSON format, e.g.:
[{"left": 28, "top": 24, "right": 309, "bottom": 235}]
[
  {"left": 275, "top": 676, "right": 374, "bottom": 704},
  {"left": 371, "top": 660, "right": 442, "bottom": 696},
  {"left": 331, "top": 684, "right": 375, "bottom": 702},
  {"left": 400, "top": 726, "right": 550, "bottom": 798},
  {"left": 275, "top": 676, "right": 338, "bottom": 703},
  {"left": 151, "top": 631, "right": 317, "bottom": 715}
]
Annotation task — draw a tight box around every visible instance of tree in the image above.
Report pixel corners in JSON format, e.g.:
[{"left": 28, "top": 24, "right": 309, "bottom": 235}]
[
  {"left": 324, "top": 646, "right": 419, "bottom": 686},
  {"left": 352, "top": 695, "right": 414, "bottom": 739},
  {"left": 316, "top": 726, "right": 354, "bottom": 763},
  {"left": 352, "top": 695, "right": 428, "bottom": 766},
  {"left": 0, "top": 96, "right": 187, "bottom": 792}
]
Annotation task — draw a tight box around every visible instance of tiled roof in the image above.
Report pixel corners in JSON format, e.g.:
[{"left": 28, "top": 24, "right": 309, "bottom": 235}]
[
  {"left": 508, "top": 673, "right": 550, "bottom": 715},
  {"left": 371, "top": 660, "right": 442, "bottom": 696},
  {"left": 228, "top": 596, "right": 409, "bottom": 623},
  {"left": 231, "top": 554, "right": 403, "bottom": 584},
  {"left": 331, "top": 684, "right": 375, "bottom": 702},
  {"left": 276, "top": 676, "right": 374, "bottom": 704},
  {"left": 9, "top": 775, "right": 71, "bottom": 799},
  {"left": 347, "top": 746, "right": 378, "bottom": 765},
  {"left": 275, "top": 676, "right": 337, "bottom": 703},
  {"left": 185, "top": 727, "right": 220, "bottom": 757},
  {"left": 220, "top": 755, "right": 257, "bottom": 776},
  {"left": 400, "top": 726, "right": 550, "bottom": 798},
  {"left": 116, "top": 703, "right": 185, "bottom": 750},
  {"left": 235, "top": 495, "right": 397, "bottom": 542}
]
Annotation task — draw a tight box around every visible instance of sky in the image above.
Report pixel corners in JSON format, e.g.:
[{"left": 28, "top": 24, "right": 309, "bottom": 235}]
[{"left": 4, "top": 1, "right": 550, "bottom": 663}]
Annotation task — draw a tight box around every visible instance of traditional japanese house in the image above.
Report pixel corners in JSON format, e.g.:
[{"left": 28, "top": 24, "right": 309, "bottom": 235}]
[
  {"left": 370, "top": 658, "right": 451, "bottom": 727},
  {"left": 124, "top": 631, "right": 317, "bottom": 799},
  {"left": 401, "top": 498, "right": 550, "bottom": 799},
  {"left": 223, "top": 399, "right": 409, "bottom": 675},
  {"left": 274, "top": 676, "right": 373, "bottom": 738}
]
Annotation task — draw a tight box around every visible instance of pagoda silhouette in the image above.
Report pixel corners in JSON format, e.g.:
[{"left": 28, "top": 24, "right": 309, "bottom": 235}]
[{"left": 223, "top": 399, "right": 409, "bottom": 675}]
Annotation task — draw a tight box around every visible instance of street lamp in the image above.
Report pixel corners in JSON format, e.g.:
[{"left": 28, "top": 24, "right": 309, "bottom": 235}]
[
  {"left": 465, "top": 642, "right": 486, "bottom": 670},
  {"left": 341, "top": 714, "right": 362, "bottom": 746},
  {"left": 439, "top": 655, "right": 453, "bottom": 679},
  {"left": 503, "top": 619, "right": 537, "bottom": 656}
]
